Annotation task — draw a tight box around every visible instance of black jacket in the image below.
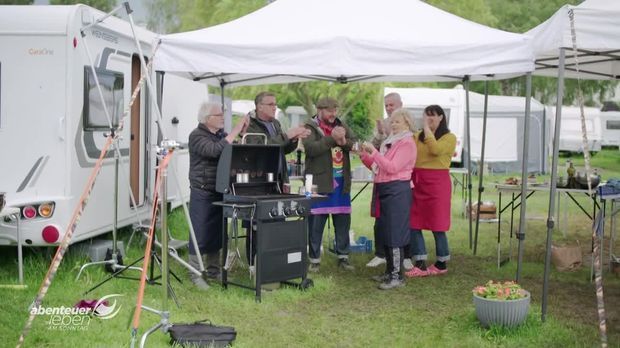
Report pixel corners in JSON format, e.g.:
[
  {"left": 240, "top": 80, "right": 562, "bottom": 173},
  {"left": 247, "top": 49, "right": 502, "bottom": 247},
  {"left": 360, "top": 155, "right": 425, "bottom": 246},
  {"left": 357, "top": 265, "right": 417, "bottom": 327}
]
[{"left": 188, "top": 123, "right": 228, "bottom": 192}]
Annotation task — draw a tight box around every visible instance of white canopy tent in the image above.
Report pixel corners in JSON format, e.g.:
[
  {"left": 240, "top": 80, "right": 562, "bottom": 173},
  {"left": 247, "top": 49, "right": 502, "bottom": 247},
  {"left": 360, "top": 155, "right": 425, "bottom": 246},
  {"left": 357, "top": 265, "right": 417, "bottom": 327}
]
[
  {"left": 525, "top": 0, "right": 620, "bottom": 330},
  {"left": 153, "top": 0, "right": 537, "bottom": 283},
  {"left": 154, "top": 0, "right": 534, "bottom": 85},
  {"left": 527, "top": 0, "right": 620, "bottom": 80}
]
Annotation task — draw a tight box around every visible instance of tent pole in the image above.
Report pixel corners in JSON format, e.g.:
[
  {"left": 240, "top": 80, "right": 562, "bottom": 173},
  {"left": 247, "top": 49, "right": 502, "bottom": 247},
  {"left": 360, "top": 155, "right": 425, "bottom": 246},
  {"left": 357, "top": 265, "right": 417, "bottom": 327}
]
[
  {"left": 516, "top": 72, "right": 532, "bottom": 282},
  {"left": 542, "top": 48, "right": 566, "bottom": 322},
  {"left": 219, "top": 79, "right": 231, "bottom": 133},
  {"left": 464, "top": 77, "right": 473, "bottom": 250},
  {"left": 473, "top": 81, "right": 489, "bottom": 255}
]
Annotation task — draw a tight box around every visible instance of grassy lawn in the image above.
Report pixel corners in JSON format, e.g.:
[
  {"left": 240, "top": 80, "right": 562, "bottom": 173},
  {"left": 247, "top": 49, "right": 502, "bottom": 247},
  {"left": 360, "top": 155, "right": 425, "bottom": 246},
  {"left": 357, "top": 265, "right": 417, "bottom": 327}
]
[{"left": 1, "top": 149, "right": 619, "bottom": 347}]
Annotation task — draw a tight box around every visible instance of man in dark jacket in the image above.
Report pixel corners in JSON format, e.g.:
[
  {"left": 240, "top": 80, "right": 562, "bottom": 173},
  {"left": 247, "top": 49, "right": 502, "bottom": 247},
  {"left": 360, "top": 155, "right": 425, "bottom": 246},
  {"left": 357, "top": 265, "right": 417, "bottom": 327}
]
[
  {"left": 302, "top": 97, "right": 355, "bottom": 273},
  {"left": 242, "top": 91, "right": 310, "bottom": 272},
  {"left": 187, "top": 102, "right": 247, "bottom": 290},
  {"left": 243, "top": 91, "right": 310, "bottom": 183}
]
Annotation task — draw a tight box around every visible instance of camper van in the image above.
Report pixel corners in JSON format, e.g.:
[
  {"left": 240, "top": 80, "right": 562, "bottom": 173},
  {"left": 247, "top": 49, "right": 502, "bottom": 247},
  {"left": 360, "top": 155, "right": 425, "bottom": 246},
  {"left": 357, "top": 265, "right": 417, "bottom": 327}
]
[
  {"left": 0, "top": 5, "right": 205, "bottom": 246},
  {"left": 549, "top": 106, "right": 603, "bottom": 153},
  {"left": 384, "top": 87, "right": 548, "bottom": 173},
  {"left": 600, "top": 111, "right": 620, "bottom": 148}
]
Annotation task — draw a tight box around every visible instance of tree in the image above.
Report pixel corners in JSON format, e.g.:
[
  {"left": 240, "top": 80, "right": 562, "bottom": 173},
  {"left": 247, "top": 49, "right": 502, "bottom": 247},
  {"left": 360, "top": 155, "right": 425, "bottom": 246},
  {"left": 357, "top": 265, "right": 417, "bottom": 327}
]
[{"left": 50, "top": 0, "right": 116, "bottom": 12}]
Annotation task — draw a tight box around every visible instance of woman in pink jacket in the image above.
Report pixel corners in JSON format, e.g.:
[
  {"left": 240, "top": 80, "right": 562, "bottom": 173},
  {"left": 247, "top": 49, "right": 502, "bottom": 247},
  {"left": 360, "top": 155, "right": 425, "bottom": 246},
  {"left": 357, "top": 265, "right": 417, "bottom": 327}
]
[{"left": 359, "top": 109, "right": 417, "bottom": 290}]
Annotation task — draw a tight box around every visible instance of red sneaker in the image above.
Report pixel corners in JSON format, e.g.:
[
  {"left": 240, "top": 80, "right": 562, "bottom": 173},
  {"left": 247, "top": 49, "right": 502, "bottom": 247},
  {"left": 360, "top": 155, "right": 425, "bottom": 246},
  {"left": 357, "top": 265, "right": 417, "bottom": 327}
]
[
  {"left": 404, "top": 266, "right": 429, "bottom": 278},
  {"left": 427, "top": 264, "right": 448, "bottom": 276}
]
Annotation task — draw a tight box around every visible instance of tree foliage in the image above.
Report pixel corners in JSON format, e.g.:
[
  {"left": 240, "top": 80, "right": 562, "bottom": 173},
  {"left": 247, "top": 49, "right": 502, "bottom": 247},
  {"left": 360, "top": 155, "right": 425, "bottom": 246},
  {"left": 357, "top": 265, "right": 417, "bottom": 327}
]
[
  {"left": 49, "top": 0, "right": 115, "bottom": 12},
  {"left": 0, "top": 0, "right": 33, "bottom": 4},
  {"left": 146, "top": 0, "right": 618, "bottom": 123}
]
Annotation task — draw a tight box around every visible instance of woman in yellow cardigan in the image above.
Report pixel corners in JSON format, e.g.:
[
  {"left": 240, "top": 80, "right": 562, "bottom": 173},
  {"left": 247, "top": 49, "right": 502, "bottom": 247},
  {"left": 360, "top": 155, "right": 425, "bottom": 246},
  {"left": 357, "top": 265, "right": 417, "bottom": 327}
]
[{"left": 405, "top": 105, "right": 457, "bottom": 277}]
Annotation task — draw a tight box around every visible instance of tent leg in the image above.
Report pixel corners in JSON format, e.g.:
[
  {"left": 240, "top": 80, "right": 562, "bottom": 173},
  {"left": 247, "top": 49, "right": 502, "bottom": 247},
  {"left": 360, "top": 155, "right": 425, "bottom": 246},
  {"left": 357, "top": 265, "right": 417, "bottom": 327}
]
[
  {"left": 464, "top": 78, "right": 473, "bottom": 251},
  {"left": 473, "top": 81, "right": 489, "bottom": 255},
  {"left": 516, "top": 73, "right": 532, "bottom": 282},
  {"left": 542, "top": 48, "right": 566, "bottom": 322}
]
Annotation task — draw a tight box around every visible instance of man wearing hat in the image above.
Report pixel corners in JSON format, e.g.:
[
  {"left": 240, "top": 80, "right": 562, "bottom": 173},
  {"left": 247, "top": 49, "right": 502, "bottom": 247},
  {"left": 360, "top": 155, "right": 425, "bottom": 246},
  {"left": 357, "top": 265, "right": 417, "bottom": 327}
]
[{"left": 302, "top": 97, "right": 355, "bottom": 272}]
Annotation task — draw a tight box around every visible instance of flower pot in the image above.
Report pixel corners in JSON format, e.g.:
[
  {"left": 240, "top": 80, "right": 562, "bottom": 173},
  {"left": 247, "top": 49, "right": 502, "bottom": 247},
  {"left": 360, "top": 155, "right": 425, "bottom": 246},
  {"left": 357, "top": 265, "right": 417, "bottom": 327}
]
[{"left": 473, "top": 290, "right": 530, "bottom": 328}]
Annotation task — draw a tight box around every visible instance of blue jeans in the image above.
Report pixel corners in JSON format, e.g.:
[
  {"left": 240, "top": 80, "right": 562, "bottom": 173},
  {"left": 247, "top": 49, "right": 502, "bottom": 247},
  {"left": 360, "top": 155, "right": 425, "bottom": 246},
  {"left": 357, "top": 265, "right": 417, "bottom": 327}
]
[
  {"left": 410, "top": 229, "right": 450, "bottom": 262},
  {"left": 308, "top": 213, "right": 351, "bottom": 262}
]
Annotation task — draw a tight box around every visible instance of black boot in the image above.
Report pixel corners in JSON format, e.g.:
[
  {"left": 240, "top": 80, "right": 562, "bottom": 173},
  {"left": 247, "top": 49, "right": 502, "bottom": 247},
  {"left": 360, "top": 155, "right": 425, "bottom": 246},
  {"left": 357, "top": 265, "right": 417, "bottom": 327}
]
[{"left": 205, "top": 251, "right": 221, "bottom": 281}]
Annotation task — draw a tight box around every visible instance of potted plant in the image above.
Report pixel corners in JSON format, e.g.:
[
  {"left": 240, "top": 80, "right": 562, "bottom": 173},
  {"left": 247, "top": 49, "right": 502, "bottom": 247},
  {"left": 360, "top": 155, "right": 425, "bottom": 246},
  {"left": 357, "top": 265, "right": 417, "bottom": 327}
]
[{"left": 472, "top": 280, "right": 530, "bottom": 328}]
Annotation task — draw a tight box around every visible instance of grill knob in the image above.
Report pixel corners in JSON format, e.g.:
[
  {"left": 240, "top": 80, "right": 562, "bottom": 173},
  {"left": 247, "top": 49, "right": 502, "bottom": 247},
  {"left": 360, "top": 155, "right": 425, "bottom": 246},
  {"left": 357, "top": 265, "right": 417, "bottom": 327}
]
[
  {"left": 269, "top": 207, "right": 279, "bottom": 218},
  {"left": 283, "top": 207, "right": 292, "bottom": 216},
  {"left": 296, "top": 206, "right": 306, "bottom": 215}
]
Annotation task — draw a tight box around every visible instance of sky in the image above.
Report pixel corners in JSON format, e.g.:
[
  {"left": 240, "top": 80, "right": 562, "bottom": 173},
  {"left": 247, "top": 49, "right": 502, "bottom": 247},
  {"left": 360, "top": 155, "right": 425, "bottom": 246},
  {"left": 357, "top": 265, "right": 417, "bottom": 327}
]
[{"left": 32, "top": 0, "right": 148, "bottom": 24}]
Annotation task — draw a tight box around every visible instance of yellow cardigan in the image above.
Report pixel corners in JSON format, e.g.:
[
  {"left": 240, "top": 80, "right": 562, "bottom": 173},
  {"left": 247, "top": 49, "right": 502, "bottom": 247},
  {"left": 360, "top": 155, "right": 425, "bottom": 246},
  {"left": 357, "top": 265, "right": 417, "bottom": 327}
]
[{"left": 414, "top": 131, "right": 457, "bottom": 169}]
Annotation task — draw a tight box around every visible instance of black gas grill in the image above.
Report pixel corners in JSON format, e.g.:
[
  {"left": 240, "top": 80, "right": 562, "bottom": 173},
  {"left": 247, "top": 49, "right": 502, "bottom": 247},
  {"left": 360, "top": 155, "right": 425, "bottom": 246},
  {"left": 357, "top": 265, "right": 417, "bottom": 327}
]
[{"left": 215, "top": 143, "right": 312, "bottom": 301}]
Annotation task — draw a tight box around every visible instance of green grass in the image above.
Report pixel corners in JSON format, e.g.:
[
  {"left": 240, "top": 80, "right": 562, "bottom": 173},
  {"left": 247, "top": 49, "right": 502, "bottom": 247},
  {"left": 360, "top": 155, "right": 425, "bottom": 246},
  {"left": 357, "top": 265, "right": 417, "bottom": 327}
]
[{"left": 1, "top": 149, "right": 620, "bottom": 347}]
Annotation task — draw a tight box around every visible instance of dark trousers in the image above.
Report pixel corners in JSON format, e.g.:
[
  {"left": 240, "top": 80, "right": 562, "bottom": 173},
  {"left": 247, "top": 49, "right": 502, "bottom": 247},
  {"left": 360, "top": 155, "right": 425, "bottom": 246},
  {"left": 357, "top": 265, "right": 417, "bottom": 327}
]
[
  {"left": 374, "top": 220, "right": 414, "bottom": 259},
  {"left": 384, "top": 246, "right": 404, "bottom": 278},
  {"left": 308, "top": 213, "right": 351, "bottom": 261},
  {"left": 188, "top": 188, "right": 223, "bottom": 256}
]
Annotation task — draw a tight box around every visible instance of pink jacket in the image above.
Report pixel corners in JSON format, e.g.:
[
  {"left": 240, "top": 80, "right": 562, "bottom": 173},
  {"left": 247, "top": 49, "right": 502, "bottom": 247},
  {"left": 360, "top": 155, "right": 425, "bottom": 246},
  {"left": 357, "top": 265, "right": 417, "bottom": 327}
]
[{"left": 360, "top": 137, "right": 416, "bottom": 184}]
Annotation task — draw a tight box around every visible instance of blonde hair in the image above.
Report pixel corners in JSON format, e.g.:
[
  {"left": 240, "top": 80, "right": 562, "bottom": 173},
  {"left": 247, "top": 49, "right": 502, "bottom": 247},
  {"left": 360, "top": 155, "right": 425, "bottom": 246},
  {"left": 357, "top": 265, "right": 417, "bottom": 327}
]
[{"left": 390, "top": 108, "right": 415, "bottom": 132}]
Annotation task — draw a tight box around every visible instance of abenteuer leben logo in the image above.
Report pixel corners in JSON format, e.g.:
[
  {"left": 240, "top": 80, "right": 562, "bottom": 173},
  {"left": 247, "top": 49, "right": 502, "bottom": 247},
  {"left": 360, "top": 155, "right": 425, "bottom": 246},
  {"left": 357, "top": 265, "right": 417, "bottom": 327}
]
[{"left": 30, "top": 294, "right": 124, "bottom": 331}]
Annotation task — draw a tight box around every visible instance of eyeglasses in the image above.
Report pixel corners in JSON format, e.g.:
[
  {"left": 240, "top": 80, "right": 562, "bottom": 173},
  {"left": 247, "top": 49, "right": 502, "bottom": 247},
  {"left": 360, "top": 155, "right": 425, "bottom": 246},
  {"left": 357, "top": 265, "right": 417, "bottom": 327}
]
[
  {"left": 260, "top": 103, "right": 277, "bottom": 107},
  {"left": 209, "top": 113, "right": 224, "bottom": 117}
]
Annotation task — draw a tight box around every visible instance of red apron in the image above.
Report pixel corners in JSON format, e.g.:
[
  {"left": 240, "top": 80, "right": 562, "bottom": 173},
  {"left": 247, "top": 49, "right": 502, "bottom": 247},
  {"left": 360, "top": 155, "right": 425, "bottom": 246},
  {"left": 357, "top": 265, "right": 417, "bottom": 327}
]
[{"left": 409, "top": 168, "right": 451, "bottom": 232}]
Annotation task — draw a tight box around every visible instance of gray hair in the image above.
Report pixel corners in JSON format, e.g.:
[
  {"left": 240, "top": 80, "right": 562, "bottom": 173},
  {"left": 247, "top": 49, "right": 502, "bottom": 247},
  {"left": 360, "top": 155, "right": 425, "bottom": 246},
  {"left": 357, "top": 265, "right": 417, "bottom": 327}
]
[
  {"left": 197, "top": 102, "right": 222, "bottom": 123},
  {"left": 390, "top": 108, "right": 415, "bottom": 132},
  {"left": 384, "top": 92, "right": 402, "bottom": 104}
]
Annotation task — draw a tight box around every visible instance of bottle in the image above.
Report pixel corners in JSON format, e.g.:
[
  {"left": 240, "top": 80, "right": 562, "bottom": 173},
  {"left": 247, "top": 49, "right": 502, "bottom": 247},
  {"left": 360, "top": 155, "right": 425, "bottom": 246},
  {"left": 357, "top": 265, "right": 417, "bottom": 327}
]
[
  {"left": 295, "top": 149, "right": 303, "bottom": 176},
  {"left": 567, "top": 160, "right": 575, "bottom": 178}
]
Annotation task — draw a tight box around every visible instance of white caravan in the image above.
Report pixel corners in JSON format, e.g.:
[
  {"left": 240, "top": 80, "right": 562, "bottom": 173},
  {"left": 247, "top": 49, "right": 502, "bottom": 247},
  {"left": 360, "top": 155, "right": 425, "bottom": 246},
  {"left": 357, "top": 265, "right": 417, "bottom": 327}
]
[
  {"left": 0, "top": 5, "right": 206, "bottom": 246},
  {"left": 549, "top": 106, "right": 603, "bottom": 153},
  {"left": 384, "top": 87, "right": 548, "bottom": 173},
  {"left": 599, "top": 111, "right": 620, "bottom": 148}
]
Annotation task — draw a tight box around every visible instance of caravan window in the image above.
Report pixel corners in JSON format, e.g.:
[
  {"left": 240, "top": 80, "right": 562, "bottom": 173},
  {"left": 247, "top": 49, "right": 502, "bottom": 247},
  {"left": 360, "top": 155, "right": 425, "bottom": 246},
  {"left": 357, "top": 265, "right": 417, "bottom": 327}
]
[
  {"left": 404, "top": 107, "right": 451, "bottom": 131},
  {"left": 607, "top": 120, "right": 620, "bottom": 130},
  {"left": 83, "top": 66, "right": 124, "bottom": 130}
]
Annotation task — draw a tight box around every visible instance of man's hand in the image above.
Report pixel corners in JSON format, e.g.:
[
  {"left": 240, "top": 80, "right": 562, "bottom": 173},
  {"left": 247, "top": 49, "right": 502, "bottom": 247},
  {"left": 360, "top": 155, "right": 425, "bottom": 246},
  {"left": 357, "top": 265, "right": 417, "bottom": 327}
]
[
  {"left": 287, "top": 126, "right": 311, "bottom": 140},
  {"left": 331, "top": 126, "right": 347, "bottom": 146},
  {"left": 376, "top": 119, "right": 385, "bottom": 136},
  {"left": 226, "top": 116, "right": 249, "bottom": 143}
]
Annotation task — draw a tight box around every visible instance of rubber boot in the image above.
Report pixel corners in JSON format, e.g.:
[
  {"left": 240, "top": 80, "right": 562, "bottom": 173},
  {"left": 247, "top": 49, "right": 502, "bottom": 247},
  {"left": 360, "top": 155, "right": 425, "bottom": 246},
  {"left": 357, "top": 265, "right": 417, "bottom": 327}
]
[{"left": 188, "top": 254, "right": 209, "bottom": 290}]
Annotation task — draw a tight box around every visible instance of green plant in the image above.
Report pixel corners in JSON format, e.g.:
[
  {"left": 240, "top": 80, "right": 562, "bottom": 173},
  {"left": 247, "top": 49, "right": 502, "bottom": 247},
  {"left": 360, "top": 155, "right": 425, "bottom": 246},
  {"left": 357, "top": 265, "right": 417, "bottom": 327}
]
[{"left": 473, "top": 281, "right": 528, "bottom": 300}]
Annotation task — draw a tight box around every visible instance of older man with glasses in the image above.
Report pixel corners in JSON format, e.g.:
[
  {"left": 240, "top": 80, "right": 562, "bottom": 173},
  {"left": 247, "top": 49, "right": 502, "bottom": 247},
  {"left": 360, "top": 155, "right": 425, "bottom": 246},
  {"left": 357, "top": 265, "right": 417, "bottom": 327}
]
[
  {"left": 242, "top": 91, "right": 310, "bottom": 273},
  {"left": 187, "top": 102, "right": 248, "bottom": 290}
]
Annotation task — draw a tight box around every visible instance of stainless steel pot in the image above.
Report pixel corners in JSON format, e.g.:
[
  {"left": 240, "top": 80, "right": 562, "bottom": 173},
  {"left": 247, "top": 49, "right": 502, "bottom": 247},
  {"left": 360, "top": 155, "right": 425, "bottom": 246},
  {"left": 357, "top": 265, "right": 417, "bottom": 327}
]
[{"left": 575, "top": 171, "right": 601, "bottom": 189}]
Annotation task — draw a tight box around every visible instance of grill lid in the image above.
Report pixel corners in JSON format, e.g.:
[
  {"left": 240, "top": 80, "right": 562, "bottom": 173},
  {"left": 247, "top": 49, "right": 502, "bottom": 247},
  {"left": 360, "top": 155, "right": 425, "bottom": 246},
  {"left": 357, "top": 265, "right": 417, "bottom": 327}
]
[{"left": 216, "top": 143, "right": 284, "bottom": 195}]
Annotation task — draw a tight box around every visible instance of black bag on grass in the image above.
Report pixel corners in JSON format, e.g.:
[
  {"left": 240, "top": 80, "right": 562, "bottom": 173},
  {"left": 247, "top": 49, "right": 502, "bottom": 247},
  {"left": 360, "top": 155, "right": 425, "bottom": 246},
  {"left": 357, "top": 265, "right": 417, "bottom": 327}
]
[{"left": 169, "top": 319, "right": 236, "bottom": 347}]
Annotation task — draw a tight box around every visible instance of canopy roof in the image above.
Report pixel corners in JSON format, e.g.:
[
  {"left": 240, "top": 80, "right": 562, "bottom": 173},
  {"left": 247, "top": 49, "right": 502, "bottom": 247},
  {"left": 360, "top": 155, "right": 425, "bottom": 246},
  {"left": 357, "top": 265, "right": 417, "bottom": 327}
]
[
  {"left": 526, "top": 0, "right": 620, "bottom": 80},
  {"left": 154, "top": 0, "right": 534, "bottom": 86}
]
